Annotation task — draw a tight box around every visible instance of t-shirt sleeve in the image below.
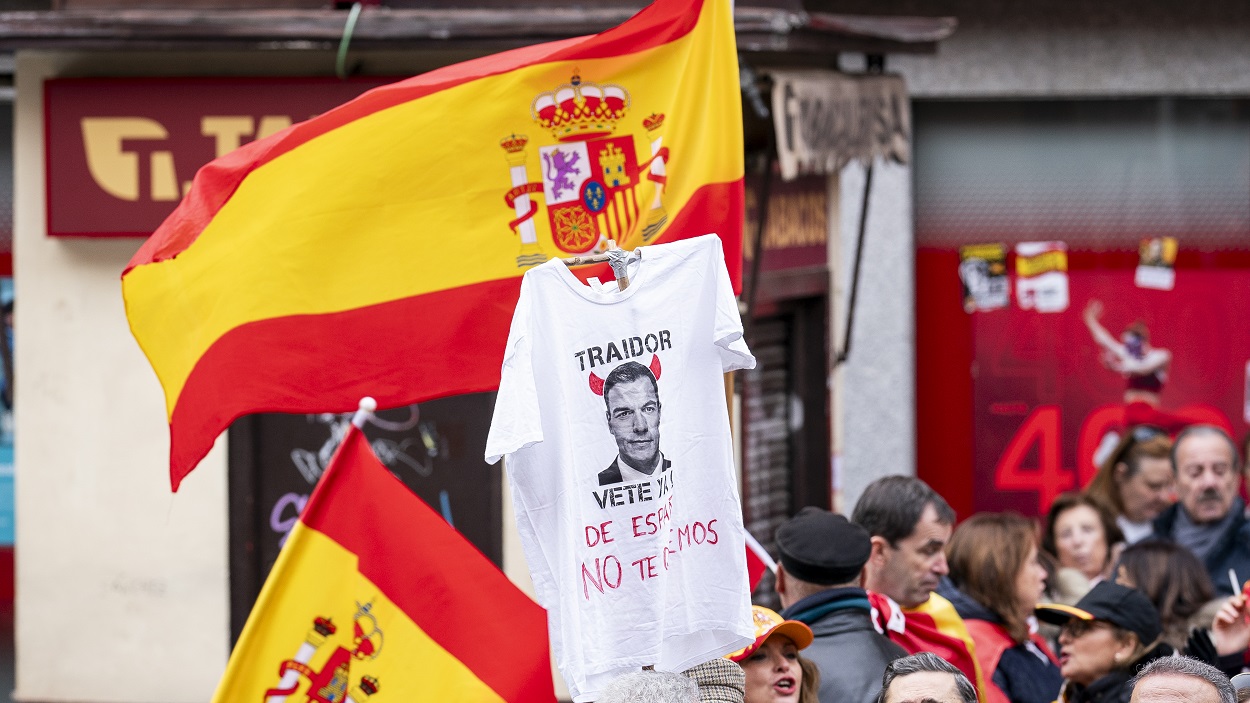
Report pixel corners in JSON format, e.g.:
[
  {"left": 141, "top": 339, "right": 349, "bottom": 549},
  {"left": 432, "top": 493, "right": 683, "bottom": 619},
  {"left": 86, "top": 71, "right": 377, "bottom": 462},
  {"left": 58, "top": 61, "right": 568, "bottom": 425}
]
[
  {"left": 484, "top": 276, "right": 544, "bottom": 464},
  {"left": 711, "top": 237, "right": 756, "bottom": 372}
]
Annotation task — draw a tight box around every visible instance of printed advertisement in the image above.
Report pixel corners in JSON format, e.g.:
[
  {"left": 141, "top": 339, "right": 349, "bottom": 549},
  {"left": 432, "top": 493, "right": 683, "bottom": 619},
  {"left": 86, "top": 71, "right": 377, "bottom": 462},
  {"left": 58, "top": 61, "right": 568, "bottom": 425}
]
[
  {"left": 958, "top": 243, "right": 1009, "bottom": 312},
  {"left": 1135, "top": 236, "right": 1178, "bottom": 291},
  {"left": 976, "top": 260, "right": 1245, "bottom": 514},
  {"left": 1014, "top": 241, "right": 1069, "bottom": 313},
  {"left": 917, "top": 249, "right": 1250, "bottom": 517}
]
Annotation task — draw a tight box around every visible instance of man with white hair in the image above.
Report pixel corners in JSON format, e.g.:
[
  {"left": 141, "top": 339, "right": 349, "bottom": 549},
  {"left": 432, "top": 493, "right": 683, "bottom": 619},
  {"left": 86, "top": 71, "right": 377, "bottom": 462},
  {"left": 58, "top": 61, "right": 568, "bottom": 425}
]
[{"left": 1128, "top": 656, "right": 1234, "bottom": 703}]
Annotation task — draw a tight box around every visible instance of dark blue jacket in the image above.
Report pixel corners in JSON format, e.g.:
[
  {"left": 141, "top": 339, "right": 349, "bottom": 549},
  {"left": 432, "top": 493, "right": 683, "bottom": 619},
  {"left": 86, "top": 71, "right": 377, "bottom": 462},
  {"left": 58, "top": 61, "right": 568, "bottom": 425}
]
[
  {"left": 941, "top": 581, "right": 1063, "bottom": 703},
  {"left": 1151, "top": 499, "right": 1250, "bottom": 597}
]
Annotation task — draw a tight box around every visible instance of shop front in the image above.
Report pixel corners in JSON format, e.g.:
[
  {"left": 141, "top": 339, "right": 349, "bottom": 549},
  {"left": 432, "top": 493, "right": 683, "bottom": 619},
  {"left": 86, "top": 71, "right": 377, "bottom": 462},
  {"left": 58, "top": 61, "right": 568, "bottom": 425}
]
[{"left": 5, "top": 3, "right": 949, "bottom": 699}]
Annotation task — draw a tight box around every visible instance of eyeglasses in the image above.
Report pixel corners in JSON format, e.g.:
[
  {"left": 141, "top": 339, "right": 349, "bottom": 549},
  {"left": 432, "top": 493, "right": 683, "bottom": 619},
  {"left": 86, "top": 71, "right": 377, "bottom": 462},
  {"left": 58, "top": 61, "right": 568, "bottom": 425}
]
[
  {"left": 1060, "top": 619, "right": 1112, "bottom": 639},
  {"left": 1111, "top": 425, "right": 1167, "bottom": 465},
  {"left": 1129, "top": 425, "right": 1167, "bottom": 443}
]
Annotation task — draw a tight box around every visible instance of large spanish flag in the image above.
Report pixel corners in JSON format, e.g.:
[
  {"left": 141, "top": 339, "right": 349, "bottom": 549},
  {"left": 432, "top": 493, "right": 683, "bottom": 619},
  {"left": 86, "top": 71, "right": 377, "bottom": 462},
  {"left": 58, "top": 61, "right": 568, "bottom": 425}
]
[
  {"left": 214, "top": 421, "right": 555, "bottom": 702},
  {"left": 122, "top": 0, "right": 743, "bottom": 490}
]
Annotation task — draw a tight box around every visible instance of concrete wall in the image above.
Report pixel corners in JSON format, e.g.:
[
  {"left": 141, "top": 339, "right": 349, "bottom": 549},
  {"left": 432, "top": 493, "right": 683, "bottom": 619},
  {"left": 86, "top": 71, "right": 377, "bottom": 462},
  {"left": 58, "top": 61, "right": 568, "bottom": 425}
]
[
  {"left": 13, "top": 52, "right": 229, "bottom": 703},
  {"left": 832, "top": 159, "right": 914, "bottom": 515}
]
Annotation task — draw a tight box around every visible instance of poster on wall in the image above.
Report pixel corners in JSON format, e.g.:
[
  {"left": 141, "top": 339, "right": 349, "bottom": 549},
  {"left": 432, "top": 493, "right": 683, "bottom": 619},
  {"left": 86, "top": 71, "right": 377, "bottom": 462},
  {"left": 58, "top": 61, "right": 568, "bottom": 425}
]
[
  {"left": 958, "top": 243, "right": 1009, "bottom": 312},
  {"left": 1135, "top": 237, "right": 1178, "bottom": 291},
  {"left": 968, "top": 255, "right": 1248, "bottom": 515},
  {"left": 1014, "top": 241, "right": 1069, "bottom": 313}
]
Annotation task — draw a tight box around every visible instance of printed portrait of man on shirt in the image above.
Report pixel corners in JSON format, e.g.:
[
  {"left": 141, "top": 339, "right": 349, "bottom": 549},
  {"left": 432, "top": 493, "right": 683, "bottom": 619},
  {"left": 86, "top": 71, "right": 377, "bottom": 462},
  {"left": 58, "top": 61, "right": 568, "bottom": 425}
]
[{"left": 598, "top": 360, "right": 670, "bottom": 486}]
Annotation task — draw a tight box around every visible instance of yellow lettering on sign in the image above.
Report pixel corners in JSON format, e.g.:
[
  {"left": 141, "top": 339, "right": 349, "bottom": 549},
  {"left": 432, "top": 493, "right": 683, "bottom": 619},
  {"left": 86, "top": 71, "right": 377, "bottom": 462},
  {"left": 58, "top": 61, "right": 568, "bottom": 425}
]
[
  {"left": 1016, "top": 250, "right": 1068, "bottom": 277},
  {"left": 743, "top": 187, "right": 828, "bottom": 259},
  {"left": 84, "top": 115, "right": 298, "bottom": 203},
  {"left": 81, "top": 117, "right": 170, "bottom": 202},
  {"left": 201, "top": 116, "right": 255, "bottom": 157},
  {"left": 959, "top": 244, "right": 1005, "bottom": 261},
  {"left": 255, "top": 115, "right": 293, "bottom": 141},
  {"left": 150, "top": 151, "right": 180, "bottom": 201},
  {"left": 202, "top": 115, "right": 295, "bottom": 157}
]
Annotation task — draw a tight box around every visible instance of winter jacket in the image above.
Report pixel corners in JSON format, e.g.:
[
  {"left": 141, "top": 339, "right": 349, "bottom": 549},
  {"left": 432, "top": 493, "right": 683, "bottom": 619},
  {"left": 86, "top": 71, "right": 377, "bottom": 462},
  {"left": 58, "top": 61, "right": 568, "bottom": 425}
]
[
  {"left": 1152, "top": 499, "right": 1250, "bottom": 597},
  {"left": 782, "top": 587, "right": 908, "bottom": 703},
  {"left": 941, "top": 581, "right": 1063, "bottom": 703}
]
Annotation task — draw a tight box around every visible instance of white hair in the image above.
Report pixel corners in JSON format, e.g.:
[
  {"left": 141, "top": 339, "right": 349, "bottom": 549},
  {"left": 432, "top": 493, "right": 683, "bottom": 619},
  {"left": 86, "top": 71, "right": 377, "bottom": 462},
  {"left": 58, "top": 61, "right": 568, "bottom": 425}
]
[
  {"left": 1130, "top": 656, "right": 1235, "bottom": 703},
  {"left": 598, "top": 670, "right": 699, "bottom": 703}
]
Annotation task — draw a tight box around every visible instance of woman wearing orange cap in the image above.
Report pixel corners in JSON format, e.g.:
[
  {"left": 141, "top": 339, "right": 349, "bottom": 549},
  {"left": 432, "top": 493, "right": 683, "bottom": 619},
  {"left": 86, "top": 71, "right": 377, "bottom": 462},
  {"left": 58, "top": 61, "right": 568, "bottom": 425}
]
[{"left": 728, "top": 605, "right": 820, "bottom": 703}]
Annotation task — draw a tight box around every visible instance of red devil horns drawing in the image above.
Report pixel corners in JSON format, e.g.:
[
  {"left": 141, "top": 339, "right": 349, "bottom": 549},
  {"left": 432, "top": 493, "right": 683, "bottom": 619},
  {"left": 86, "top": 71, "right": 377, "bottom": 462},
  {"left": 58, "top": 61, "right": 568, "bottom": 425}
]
[{"left": 588, "top": 354, "right": 662, "bottom": 396}]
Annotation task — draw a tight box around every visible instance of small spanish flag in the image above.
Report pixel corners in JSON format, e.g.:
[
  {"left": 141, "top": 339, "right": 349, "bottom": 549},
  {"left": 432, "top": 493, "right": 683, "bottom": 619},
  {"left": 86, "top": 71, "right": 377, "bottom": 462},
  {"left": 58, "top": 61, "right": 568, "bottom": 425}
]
[
  {"left": 121, "top": 0, "right": 743, "bottom": 490},
  {"left": 213, "top": 422, "right": 554, "bottom": 702},
  {"left": 744, "top": 531, "right": 776, "bottom": 589}
]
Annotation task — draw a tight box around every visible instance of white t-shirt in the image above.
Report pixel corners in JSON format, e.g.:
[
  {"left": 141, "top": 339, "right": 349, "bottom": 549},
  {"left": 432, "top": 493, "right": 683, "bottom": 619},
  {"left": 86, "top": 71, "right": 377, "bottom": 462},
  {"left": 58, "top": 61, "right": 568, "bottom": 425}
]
[{"left": 485, "top": 234, "right": 756, "bottom": 702}]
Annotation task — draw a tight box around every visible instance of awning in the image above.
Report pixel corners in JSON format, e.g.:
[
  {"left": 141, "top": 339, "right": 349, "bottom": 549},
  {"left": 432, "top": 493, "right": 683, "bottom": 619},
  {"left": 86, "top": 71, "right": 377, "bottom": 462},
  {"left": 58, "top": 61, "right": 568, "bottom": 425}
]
[{"left": 0, "top": 6, "right": 955, "bottom": 54}]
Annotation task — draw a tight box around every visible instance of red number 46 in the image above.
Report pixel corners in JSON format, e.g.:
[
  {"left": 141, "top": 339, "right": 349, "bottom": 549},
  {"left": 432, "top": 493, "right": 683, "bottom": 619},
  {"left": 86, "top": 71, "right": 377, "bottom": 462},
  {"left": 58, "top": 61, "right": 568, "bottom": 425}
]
[{"left": 993, "top": 406, "right": 1076, "bottom": 513}]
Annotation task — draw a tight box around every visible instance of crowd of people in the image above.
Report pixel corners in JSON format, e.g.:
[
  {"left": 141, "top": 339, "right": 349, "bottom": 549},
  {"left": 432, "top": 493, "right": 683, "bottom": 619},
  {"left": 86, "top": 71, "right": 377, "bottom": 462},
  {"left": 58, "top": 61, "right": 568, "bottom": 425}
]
[{"left": 599, "top": 422, "right": 1250, "bottom": 703}]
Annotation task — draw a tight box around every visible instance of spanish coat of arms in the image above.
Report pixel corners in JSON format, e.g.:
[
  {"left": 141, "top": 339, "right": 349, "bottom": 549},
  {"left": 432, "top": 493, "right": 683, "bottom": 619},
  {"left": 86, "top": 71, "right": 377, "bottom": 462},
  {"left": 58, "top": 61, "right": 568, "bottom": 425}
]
[{"left": 502, "top": 72, "right": 670, "bottom": 267}]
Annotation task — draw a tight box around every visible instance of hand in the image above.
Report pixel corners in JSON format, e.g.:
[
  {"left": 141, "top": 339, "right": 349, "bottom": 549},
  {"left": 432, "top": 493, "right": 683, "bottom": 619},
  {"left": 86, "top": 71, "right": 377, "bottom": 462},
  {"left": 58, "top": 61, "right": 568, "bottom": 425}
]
[{"left": 1212, "top": 592, "right": 1250, "bottom": 656}]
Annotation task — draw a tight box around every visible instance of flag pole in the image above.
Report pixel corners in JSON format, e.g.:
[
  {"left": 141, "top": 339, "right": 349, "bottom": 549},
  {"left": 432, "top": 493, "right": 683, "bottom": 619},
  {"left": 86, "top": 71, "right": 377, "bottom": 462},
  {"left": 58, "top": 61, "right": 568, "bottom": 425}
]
[{"left": 351, "top": 396, "right": 377, "bottom": 429}]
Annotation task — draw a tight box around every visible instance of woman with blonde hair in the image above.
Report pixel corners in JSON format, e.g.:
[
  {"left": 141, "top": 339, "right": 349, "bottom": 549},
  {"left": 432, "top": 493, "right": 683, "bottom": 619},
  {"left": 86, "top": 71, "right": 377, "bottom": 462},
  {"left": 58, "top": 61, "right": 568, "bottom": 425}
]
[
  {"left": 942, "top": 512, "right": 1062, "bottom": 703},
  {"left": 1084, "top": 425, "right": 1174, "bottom": 545},
  {"left": 728, "top": 605, "right": 820, "bottom": 703}
]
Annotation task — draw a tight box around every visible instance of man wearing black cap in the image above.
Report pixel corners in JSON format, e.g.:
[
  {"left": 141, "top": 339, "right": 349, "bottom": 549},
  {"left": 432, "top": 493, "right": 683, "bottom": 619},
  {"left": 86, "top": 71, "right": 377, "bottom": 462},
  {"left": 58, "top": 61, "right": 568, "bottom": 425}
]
[{"left": 775, "top": 507, "right": 907, "bottom": 703}]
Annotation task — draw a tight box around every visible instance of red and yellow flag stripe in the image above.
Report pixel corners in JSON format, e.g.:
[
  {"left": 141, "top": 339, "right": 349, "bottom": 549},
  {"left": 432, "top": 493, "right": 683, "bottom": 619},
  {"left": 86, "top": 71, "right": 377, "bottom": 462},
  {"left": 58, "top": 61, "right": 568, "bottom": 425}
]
[
  {"left": 214, "top": 424, "right": 554, "bottom": 702},
  {"left": 902, "top": 594, "right": 989, "bottom": 699},
  {"left": 121, "top": 0, "right": 742, "bottom": 489}
]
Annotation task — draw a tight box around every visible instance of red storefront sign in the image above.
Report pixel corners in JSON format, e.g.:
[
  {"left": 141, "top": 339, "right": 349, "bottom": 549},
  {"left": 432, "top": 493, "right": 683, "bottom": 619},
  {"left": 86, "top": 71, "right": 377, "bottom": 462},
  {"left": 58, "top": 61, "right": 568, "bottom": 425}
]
[
  {"left": 917, "top": 247, "right": 1250, "bottom": 519},
  {"left": 44, "top": 77, "right": 394, "bottom": 237}
]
